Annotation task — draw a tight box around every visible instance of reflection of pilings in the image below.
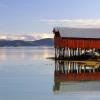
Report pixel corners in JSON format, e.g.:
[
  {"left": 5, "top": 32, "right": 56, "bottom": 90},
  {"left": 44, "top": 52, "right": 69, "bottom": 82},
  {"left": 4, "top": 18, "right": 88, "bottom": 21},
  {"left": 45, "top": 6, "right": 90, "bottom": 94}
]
[{"left": 55, "top": 60, "right": 100, "bottom": 74}]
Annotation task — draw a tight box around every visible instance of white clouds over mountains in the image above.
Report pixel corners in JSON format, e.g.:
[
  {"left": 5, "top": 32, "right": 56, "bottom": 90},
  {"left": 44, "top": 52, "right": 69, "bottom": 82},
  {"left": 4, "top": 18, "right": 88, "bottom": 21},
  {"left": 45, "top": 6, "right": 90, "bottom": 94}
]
[
  {"left": 1, "top": 19, "right": 100, "bottom": 40},
  {"left": 0, "top": 33, "right": 53, "bottom": 41}
]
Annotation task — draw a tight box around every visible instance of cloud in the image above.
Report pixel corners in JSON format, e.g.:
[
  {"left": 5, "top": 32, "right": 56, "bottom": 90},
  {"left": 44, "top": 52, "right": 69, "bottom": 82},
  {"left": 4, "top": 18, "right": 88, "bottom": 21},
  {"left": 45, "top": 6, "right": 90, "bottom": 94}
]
[
  {"left": 0, "top": 33, "right": 53, "bottom": 41},
  {"left": 41, "top": 19, "right": 100, "bottom": 28}
]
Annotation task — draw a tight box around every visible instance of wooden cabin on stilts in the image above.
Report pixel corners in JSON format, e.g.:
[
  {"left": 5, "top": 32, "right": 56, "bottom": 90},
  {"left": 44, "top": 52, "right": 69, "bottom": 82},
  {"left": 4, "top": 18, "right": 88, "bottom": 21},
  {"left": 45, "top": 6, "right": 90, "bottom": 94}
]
[{"left": 53, "top": 27, "right": 100, "bottom": 60}]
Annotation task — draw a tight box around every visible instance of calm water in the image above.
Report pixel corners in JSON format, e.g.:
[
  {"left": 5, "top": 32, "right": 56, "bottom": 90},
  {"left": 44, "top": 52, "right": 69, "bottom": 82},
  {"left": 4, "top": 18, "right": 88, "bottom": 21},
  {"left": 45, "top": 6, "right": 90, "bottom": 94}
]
[{"left": 0, "top": 47, "right": 100, "bottom": 100}]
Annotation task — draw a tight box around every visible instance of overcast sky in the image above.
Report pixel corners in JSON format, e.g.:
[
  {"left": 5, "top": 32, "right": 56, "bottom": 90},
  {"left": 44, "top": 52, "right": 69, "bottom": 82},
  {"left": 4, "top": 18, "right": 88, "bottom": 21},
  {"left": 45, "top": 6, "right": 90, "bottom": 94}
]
[{"left": 0, "top": 0, "right": 100, "bottom": 40}]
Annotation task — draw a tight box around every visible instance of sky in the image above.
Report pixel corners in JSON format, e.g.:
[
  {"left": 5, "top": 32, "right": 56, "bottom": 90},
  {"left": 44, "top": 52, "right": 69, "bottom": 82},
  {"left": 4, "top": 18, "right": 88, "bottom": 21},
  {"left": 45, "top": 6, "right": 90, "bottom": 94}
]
[{"left": 1, "top": 0, "right": 100, "bottom": 40}]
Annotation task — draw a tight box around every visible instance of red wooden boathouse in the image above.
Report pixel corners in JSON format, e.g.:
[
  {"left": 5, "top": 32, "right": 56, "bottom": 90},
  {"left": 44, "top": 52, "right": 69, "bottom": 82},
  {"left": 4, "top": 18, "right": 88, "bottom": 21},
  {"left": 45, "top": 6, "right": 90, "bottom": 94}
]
[{"left": 53, "top": 27, "right": 100, "bottom": 58}]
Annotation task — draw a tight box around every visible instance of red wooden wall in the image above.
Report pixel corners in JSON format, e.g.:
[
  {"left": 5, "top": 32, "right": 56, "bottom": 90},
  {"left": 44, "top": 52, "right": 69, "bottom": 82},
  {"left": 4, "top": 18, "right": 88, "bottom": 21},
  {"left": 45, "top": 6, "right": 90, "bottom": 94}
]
[{"left": 54, "top": 36, "right": 100, "bottom": 49}]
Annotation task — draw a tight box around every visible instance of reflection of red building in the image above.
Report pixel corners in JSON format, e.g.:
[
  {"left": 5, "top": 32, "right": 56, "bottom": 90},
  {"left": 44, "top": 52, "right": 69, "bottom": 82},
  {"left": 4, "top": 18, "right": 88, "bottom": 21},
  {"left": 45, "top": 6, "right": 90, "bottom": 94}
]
[
  {"left": 53, "top": 27, "right": 100, "bottom": 58},
  {"left": 55, "top": 72, "right": 100, "bottom": 82},
  {"left": 55, "top": 61, "right": 100, "bottom": 81},
  {"left": 53, "top": 61, "right": 100, "bottom": 91}
]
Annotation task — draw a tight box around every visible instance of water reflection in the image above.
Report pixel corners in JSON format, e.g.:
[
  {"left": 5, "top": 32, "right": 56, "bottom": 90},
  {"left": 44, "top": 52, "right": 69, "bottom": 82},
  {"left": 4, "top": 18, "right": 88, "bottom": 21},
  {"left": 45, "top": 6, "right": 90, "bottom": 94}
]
[
  {"left": 0, "top": 47, "right": 54, "bottom": 61},
  {"left": 54, "top": 60, "right": 100, "bottom": 92}
]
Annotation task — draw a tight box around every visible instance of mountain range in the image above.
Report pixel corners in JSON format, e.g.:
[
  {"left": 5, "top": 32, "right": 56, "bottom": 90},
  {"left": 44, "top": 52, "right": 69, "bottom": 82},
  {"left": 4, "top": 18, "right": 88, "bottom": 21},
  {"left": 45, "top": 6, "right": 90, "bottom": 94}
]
[{"left": 0, "top": 38, "right": 54, "bottom": 47}]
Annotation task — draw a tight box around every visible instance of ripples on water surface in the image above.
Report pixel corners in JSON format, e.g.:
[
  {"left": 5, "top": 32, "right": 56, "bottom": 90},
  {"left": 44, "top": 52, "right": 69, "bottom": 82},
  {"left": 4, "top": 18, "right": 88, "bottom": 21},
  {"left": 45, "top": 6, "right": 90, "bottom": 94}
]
[{"left": 0, "top": 47, "right": 100, "bottom": 100}]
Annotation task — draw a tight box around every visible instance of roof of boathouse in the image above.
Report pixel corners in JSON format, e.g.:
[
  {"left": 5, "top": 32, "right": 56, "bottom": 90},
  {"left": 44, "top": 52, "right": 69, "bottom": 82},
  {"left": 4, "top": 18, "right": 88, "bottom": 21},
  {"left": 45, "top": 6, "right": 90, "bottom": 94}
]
[{"left": 53, "top": 27, "right": 100, "bottom": 38}]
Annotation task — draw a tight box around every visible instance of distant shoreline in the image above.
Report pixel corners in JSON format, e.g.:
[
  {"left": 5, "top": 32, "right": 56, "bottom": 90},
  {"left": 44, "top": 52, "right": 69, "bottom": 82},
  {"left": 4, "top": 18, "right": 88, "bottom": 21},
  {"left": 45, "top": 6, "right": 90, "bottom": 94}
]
[{"left": 0, "top": 38, "right": 54, "bottom": 47}]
